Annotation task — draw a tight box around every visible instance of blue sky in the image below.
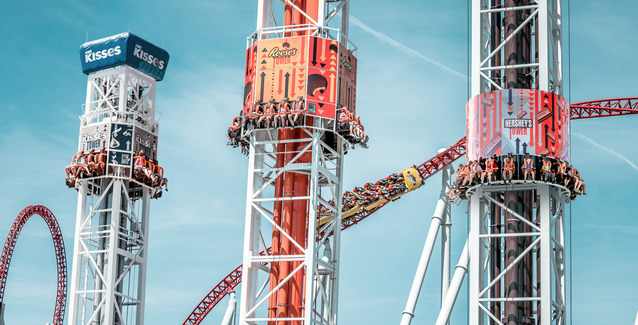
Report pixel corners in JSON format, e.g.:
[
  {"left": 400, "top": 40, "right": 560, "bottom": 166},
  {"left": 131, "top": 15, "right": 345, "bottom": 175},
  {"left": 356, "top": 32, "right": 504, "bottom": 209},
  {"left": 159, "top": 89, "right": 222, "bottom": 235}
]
[{"left": 0, "top": 0, "right": 637, "bottom": 324}]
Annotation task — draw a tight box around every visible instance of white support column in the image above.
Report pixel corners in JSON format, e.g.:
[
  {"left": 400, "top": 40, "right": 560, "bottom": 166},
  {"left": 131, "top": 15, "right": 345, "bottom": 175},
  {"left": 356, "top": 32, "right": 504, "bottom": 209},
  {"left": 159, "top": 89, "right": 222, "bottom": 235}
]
[
  {"left": 303, "top": 131, "right": 321, "bottom": 325},
  {"left": 340, "top": 0, "right": 349, "bottom": 44},
  {"left": 471, "top": 0, "right": 482, "bottom": 96},
  {"left": 539, "top": 186, "right": 552, "bottom": 323},
  {"left": 256, "top": 0, "right": 273, "bottom": 32},
  {"left": 441, "top": 167, "right": 452, "bottom": 310},
  {"left": 537, "top": 0, "right": 549, "bottom": 91},
  {"left": 67, "top": 182, "right": 88, "bottom": 325},
  {"left": 103, "top": 180, "right": 123, "bottom": 325},
  {"left": 239, "top": 136, "right": 260, "bottom": 324},
  {"left": 468, "top": 191, "right": 483, "bottom": 325},
  {"left": 136, "top": 190, "right": 151, "bottom": 325},
  {"left": 399, "top": 196, "right": 447, "bottom": 325},
  {"left": 222, "top": 293, "right": 238, "bottom": 325},
  {"left": 436, "top": 242, "right": 469, "bottom": 325},
  {"left": 330, "top": 137, "right": 345, "bottom": 325},
  {"left": 317, "top": 0, "right": 326, "bottom": 27}
]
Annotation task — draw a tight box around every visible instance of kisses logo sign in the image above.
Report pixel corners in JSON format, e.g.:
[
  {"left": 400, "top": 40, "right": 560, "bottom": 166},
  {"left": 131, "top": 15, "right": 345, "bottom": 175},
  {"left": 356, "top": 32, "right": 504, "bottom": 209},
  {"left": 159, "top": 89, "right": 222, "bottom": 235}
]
[{"left": 80, "top": 33, "right": 170, "bottom": 81}]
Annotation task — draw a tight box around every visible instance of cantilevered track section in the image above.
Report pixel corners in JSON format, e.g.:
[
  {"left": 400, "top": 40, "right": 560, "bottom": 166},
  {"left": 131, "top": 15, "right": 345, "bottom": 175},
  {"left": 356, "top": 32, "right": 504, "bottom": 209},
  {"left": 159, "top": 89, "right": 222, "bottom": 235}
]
[
  {"left": 0, "top": 205, "right": 66, "bottom": 325},
  {"left": 182, "top": 99, "right": 638, "bottom": 325},
  {"left": 570, "top": 97, "right": 638, "bottom": 120}
]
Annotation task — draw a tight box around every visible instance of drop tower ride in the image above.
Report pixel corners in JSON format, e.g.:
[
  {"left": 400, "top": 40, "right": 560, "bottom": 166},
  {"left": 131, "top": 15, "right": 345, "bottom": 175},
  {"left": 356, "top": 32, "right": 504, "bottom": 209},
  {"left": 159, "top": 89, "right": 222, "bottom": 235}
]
[
  {"left": 231, "top": 1, "right": 364, "bottom": 324},
  {"left": 65, "top": 33, "right": 169, "bottom": 325},
  {"left": 466, "top": 1, "right": 569, "bottom": 324}
]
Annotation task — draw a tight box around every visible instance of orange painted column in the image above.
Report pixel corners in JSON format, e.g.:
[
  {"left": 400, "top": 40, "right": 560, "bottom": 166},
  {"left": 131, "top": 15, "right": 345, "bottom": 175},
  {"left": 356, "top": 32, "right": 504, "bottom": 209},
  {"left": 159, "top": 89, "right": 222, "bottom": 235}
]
[{"left": 269, "top": 1, "right": 320, "bottom": 324}]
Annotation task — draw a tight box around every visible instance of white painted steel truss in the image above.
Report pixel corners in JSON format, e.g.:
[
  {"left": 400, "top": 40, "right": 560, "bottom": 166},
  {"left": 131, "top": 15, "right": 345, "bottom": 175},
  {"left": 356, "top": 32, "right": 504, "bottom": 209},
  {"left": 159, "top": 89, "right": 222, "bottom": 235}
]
[
  {"left": 69, "top": 65, "right": 158, "bottom": 325},
  {"left": 67, "top": 179, "right": 151, "bottom": 325},
  {"left": 82, "top": 66, "right": 157, "bottom": 131},
  {"left": 471, "top": 0, "right": 564, "bottom": 96},
  {"left": 239, "top": 127, "right": 344, "bottom": 325},
  {"left": 468, "top": 185, "right": 566, "bottom": 325},
  {"left": 254, "top": 0, "right": 351, "bottom": 46}
]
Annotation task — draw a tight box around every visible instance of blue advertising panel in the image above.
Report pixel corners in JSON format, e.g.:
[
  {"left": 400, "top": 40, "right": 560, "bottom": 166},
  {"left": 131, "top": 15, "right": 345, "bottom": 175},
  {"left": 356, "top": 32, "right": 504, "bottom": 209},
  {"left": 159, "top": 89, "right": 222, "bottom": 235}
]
[{"left": 80, "top": 32, "right": 170, "bottom": 81}]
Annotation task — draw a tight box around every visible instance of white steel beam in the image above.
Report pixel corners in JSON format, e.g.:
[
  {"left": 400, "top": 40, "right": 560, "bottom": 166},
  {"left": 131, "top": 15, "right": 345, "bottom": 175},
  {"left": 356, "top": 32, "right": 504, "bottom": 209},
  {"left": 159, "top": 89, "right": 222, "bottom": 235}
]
[
  {"left": 435, "top": 241, "right": 469, "bottom": 325},
  {"left": 468, "top": 190, "right": 483, "bottom": 325},
  {"left": 539, "top": 186, "right": 552, "bottom": 323},
  {"left": 399, "top": 195, "right": 447, "bottom": 325}
]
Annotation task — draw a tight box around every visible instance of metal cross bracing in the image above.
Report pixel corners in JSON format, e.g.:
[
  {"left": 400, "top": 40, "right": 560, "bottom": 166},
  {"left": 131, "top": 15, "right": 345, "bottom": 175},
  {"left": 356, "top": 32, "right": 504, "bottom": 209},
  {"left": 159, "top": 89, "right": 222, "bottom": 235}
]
[
  {"left": 472, "top": 0, "right": 564, "bottom": 95},
  {"left": 68, "top": 64, "right": 161, "bottom": 325},
  {"left": 239, "top": 127, "right": 345, "bottom": 325},
  {"left": 467, "top": 184, "right": 567, "bottom": 325},
  {"left": 182, "top": 138, "right": 467, "bottom": 325},
  {"left": 82, "top": 66, "right": 157, "bottom": 132},
  {"left": 236, "top": 1, "right": 354, "bottom": 324},
  {"left": 0, "top": 205, "right": 67, "bottom": 325},
  {"left": 67, "top": 179, "right": 151, "bottom": 325}
]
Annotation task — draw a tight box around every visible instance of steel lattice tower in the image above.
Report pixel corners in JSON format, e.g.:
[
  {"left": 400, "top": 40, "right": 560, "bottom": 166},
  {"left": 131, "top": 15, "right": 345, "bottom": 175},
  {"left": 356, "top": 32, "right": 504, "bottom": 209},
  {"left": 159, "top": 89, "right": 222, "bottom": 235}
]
[
  {"left": 467, "top": 1, "right": 568, "bottom": 324},
  {"left": 235, "top": 1, "right": 361, "bottom": 324},
  {"left": 66, "top": 33, "right": 169, "bottom": 325}
]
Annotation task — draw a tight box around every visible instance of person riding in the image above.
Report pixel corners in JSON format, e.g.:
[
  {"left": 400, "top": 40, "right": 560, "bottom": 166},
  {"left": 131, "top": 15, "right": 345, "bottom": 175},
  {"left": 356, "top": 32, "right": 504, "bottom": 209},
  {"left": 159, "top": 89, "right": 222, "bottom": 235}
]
[
  {"left": 573, "top": 168, "right": 586, "bottom": 195},
  {"left": 97, "top": 148, "right": 107, "bottom": 175},
  {"left": 485, "top": 155, "right": 498, "bottom": 183},
  {"left": 459, "top": 164, "right": 472, "bottom": 187},
  {"left": 152, "top": 162, "right": 164, "bottom": 187},
  {"left": 134, "top": 150, "right": 147, "bottom": 181},
  {"left": 290, "top": 96, "right": 304, "bottom": 126},
  {"left": 455, "top": 164, "right": 467, "bottom": 187},
  {"left": 503, "top": 153, "right": 516, "bottom": 183},
  {"left": 541, "top": 155, "right": 555, "bottom": 182},
  {"left": 470, "top": 160, "right": 483, "bottom": 185},
  {"left": 145, "top": 159, "right": 156, "bottom": 184},
  {"left": 522, "top": 154, "right": 535, "bottom": 181},
  {"left": 260, "top": 100, "right": 275, "bottom": 128},
  {"left": 278, "top": 99, "right": 290, "bottom": 128},
  {"left": 557, "top": 160, "right": 569, "bottom": 185},
  {"left": 85, "top": 150, "right": 99, "bottom": 177},
  {"left": 254, "top": 103, "right": 264, "bottom": 128},
  {"left": 227, "top": 117, "right": 240, "bottom": 146}
]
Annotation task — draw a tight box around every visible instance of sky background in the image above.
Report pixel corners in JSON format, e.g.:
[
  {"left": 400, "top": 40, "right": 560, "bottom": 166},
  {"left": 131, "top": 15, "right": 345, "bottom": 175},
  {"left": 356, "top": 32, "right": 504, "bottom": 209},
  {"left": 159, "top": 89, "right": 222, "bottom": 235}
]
[{"left": 0, "top": 0, "right": 637, "bottom": 324}]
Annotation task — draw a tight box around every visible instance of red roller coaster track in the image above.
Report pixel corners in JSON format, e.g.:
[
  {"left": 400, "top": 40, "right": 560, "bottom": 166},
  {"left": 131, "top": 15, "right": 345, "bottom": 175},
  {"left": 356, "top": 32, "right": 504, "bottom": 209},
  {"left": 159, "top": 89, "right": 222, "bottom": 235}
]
[
  {"left": 0, "top": 205, "right": 66, "bottom": 325},
  {"left": 570, "top": 97, "right": 638, "bottom": 120},
  {"left": 182, "top": 99, "right": 638, "bottom": 325}
]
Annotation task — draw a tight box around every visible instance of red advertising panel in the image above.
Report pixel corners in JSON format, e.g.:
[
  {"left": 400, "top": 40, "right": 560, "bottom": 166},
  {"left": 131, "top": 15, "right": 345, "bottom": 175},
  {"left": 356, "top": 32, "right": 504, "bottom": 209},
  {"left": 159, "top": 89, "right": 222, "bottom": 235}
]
[
  {"left": 242, "top": 44, "right": 257, "bottom": 114},
  {"left": 338, "top": 44, "right": 357, "bottom": 115},
  {"left": 466, "top": 89, "right": 570, "bottom": 161},
  {"left": 242, "top": 36, "right": 357, "bottom": 121},
  {"left": 306, "top": 36, "right": 339, "bottom": 119}
]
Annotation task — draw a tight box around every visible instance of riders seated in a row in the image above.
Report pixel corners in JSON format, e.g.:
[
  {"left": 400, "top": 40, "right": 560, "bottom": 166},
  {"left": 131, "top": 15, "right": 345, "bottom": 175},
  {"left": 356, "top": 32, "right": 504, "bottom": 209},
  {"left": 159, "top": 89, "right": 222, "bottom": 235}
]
[
  {"left": 342, "top": 172, "right": 409, "bottom": 212},
  {"left": 337, "top": 108, "right": 368, "bottom": 146},
  {"left": 451, "top": 153, "right": 585, "bottom": 200},
  {"left": 245, "top": 97, "right": 306, "bottom": 129},
  {"left": 133, "top": 151, "right": 167, "bottom": 191},
  {"left": 65, "top": 149, "right": 108, "bottom": 187}
]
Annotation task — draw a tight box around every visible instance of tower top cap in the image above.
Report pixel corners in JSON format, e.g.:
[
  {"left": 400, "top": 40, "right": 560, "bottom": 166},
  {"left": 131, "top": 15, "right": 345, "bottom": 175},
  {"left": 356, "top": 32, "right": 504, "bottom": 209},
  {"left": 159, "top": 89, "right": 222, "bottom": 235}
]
[{"left": 80, "top": 32, "right": 170, "bottom": 81}]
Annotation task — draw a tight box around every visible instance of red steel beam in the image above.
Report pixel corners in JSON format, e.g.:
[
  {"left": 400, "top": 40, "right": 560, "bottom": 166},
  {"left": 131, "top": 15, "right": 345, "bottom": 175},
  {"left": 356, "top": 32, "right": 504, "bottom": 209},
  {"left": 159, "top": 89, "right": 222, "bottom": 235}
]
[
  {"left": 0, "top": 205, "right": 66, "bottom": 325},
  {"left": 570, "top": 97, "right": 638, "bottom": 120}
]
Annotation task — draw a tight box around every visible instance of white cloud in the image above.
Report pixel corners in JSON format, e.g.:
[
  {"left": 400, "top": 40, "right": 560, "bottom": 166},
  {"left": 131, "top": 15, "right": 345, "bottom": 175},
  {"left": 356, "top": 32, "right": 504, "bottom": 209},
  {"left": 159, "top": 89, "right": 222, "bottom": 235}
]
[
  {"left": 574, "top": 132, "right": 638, "bottom": 172},
  {"left": 350, "top": 15, "right": 468, "bottom": 80}
]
